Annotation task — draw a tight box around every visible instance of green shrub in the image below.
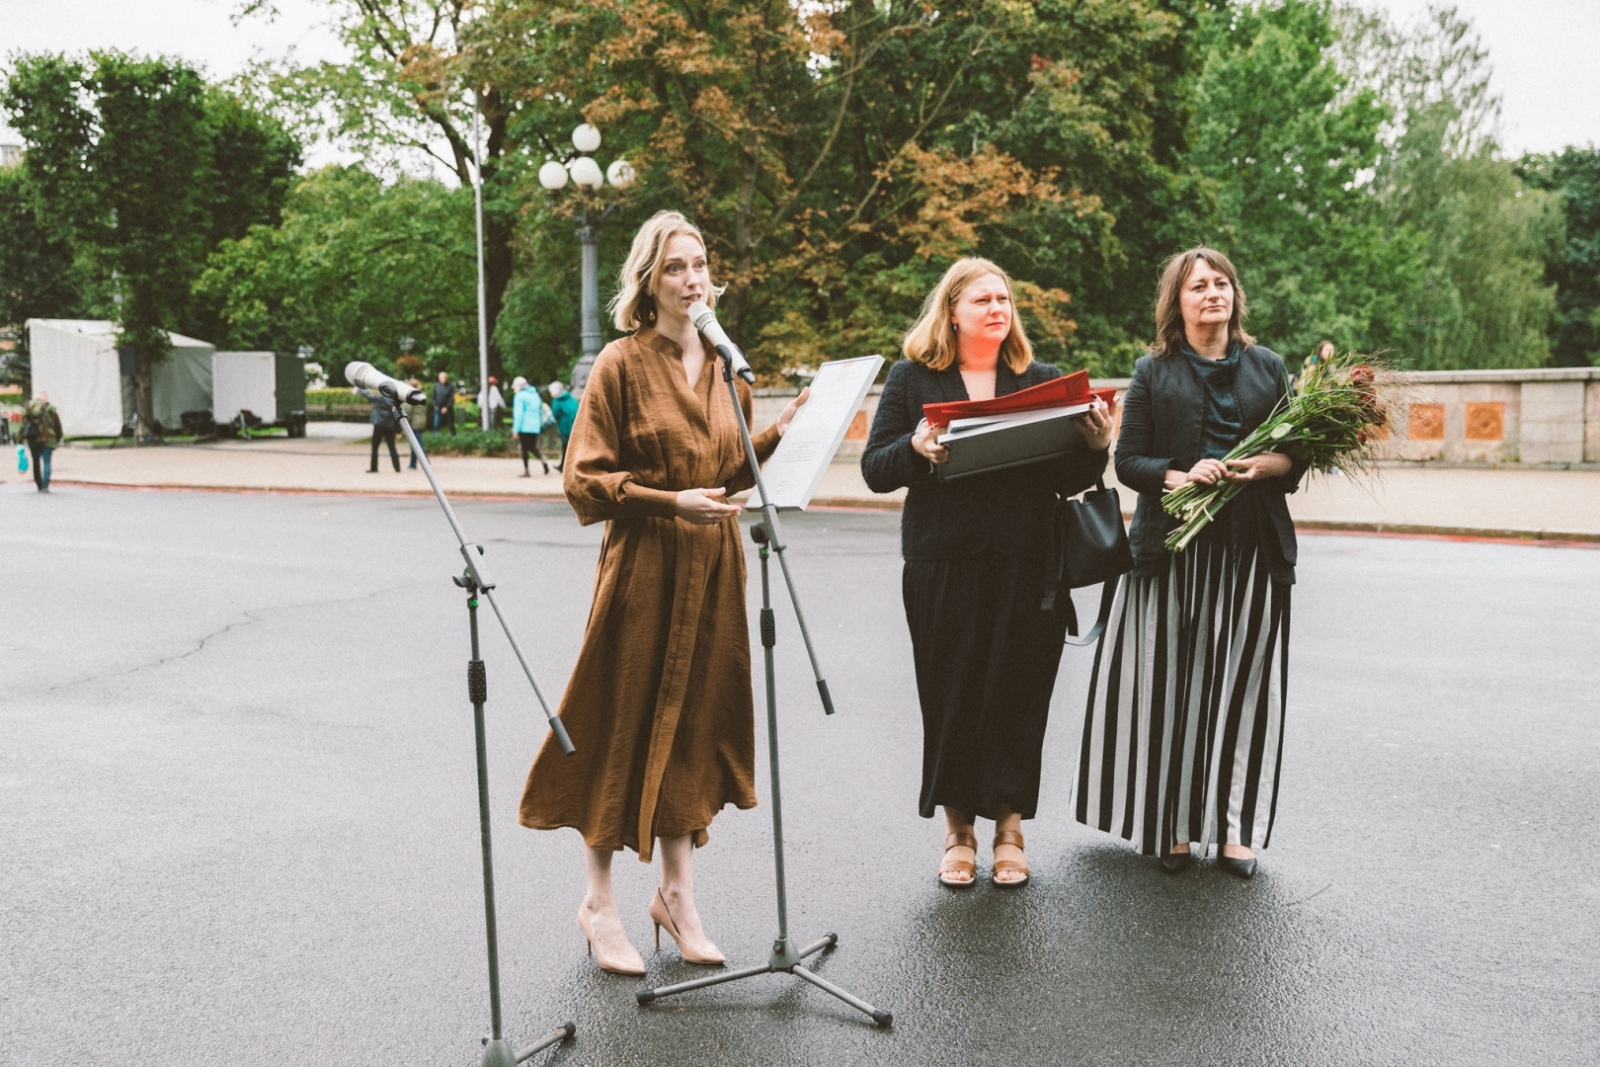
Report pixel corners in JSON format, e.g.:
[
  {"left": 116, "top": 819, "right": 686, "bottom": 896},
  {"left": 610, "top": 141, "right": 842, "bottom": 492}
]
[{"left": 418, "top": 428, "right": 515, "bottom": 456}]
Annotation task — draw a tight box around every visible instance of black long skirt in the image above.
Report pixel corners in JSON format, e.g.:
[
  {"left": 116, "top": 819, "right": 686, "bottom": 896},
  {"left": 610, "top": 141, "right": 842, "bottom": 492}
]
[
  {"left": 1074, "top": 526, "right": 1291, "bottom": 856},
  {"left": 903, "top": 551, "right": 1065, "bottom": 820}
]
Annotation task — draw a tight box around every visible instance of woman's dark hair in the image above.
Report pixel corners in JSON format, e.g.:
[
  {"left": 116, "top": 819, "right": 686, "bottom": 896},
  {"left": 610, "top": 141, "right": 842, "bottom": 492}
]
[{"left": 1152, "top": 247, "right": 1253, "bottom": 358}]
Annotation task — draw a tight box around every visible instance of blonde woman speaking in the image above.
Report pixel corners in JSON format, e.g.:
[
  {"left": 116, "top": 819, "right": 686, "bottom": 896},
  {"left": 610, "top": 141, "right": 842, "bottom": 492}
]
[{"left": 518, "top": 211, "right": 807, "bottom": 974}]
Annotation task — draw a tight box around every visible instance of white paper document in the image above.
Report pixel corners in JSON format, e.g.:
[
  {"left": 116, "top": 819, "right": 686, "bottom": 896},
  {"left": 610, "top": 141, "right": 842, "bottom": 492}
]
[{"left": 748, "top": 354, "right": 884, "bottom": 511}]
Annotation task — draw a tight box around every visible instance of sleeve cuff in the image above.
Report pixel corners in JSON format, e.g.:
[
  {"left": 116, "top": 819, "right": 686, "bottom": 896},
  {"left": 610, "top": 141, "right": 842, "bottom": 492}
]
[{"left": 623, "top": 482, "right": 681, "bottom": 518}]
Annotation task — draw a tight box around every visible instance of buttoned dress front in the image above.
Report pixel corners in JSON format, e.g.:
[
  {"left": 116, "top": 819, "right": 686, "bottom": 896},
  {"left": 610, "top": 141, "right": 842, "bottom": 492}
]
[{"left": 518, "top": 328, "right": 779, "bottom": 862}]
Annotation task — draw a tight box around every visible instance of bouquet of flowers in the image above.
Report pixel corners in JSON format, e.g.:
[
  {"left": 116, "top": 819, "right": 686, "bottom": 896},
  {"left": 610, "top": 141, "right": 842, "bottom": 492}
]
[{"left": 1161, "top": 351, "right": 1387, "bottom": 553}]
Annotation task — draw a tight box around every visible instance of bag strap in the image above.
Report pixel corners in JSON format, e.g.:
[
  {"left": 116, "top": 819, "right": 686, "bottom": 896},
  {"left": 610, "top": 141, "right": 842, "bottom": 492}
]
[{"left": 1061, "top": 576, "right": 1120, "bottom": 648}]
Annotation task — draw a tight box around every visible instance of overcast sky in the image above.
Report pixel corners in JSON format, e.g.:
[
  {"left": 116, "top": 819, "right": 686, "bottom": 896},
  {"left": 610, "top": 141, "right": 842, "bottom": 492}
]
[{"left": 1, "top": 0, "right": 1595, "bottom": 158}]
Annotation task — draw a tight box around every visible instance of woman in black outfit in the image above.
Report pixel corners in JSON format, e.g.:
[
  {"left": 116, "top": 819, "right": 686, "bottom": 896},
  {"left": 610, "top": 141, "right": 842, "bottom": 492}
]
[
  {"left": 863, "top": 258, "right": 1113, "bottom": 888},
  {"left": 1074, "top": 247, "right": 1307, "bottom": 879}
]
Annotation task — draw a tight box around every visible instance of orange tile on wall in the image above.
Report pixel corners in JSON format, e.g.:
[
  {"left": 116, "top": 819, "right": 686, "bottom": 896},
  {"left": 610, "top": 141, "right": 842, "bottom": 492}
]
[
  {"left": 844, "top": 410, "right": 869, "bottom": 440},
  {"left": 1408, "top": 403, "right": 1445, "bottom": 440},
  {"left": 1464, "top": 402, "right": 1504, "bottom": 441}
]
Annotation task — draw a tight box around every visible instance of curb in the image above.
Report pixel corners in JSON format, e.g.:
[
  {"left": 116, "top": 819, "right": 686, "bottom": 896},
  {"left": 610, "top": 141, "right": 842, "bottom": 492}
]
[{"left": 32, "top": 479, "right": 1600, "bottom": 547}]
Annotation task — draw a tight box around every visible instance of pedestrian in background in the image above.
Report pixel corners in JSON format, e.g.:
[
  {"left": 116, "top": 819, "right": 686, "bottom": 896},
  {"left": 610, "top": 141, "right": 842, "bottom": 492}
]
[
  {"left": 861, "top": 257, "right": 1113, "bottom": 889},
  {"left": 406, "top": 378, "right": 428, "bottom": 470},
  {"left": 1075, "top": 247, "right": 1305, "bottom": 880},
  {"left": 511, "top": 376, "right": 549, "bottom": 476},
  {"left": 356, "top": 385, "right": 403, "bottom": 473},
  {"left": 20, "top": 391, "right": 63, "bottom": 493},
  {"left": 548, "top": 380, "right": 578, "bottom": 471},
  {"left": 432, "top": 371, "right": 456, "bottom": 433},
  {"left": 481, "top": 376, "right": 507, "bottom": 427}
]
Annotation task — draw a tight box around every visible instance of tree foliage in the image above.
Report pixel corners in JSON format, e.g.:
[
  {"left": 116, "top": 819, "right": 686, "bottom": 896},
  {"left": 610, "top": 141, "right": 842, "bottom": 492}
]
[
  {"left": 0, "top": 51, "right": 299, "bottom": 422},
  {"left": 197, "top": 165, "right": 477, "bottom": 375},
  {"left": 1518, "top": 148, "right": 1600, "bottom": 368}
]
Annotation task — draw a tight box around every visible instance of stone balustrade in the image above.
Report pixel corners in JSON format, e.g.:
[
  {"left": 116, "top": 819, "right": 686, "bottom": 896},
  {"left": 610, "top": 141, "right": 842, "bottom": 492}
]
[{"left": 757, "top": 365, "right": 1600, "bottom": 469}]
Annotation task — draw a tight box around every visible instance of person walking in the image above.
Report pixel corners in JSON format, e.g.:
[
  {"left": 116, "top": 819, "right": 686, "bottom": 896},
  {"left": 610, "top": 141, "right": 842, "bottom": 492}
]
[
  {"left": 356, "top": 385, "right": 403, "bottom": 472},
  {"left": 405, "top": 378, "right": 428, "bottom": 470},
  {"left": 1074, "top": 247, "right": 1306, "bottom": 880},
  {"left": 548, "top": 380, "right": 578, "bottom": 471},
  {"left": 861, "top": 258, "right": 1114, "bottom": 889},
  {"left": 431, "top": 372, "right": 456, "bottom": 433},
  {"left": 517, "top": 210, "right": 808, "bottom": 975},
  {"left": 20, "top": 391, "right": 63, "bottom": 493},
  {"left": 511, "top": 376, "right": 549, "bottom": 476}
]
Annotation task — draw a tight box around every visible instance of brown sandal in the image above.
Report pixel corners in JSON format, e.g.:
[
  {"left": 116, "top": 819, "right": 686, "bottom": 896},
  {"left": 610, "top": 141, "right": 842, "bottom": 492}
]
[
  {"left": 939, "top": 830, "right": 978, "bottom": 888},
  {"left": 991, "top": 829, "right": 1030, "bottom": 888}
]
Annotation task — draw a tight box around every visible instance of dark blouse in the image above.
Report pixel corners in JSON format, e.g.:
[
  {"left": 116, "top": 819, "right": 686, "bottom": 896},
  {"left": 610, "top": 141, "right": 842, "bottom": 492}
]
[
  {"left": 862, "top": 358, "right": 1109, "bottom": 561},
  {"left": 1183, "top": 342, "right": 1243, "bottom": 460}
]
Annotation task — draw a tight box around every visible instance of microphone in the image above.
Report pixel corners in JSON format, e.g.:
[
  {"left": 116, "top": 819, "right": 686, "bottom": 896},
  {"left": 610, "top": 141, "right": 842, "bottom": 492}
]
[
  {"left": 687, "top": 301, "right": 755, "bottom": 384},
  {"left": 345, "top": 361, "right": 426, "bottom": 405}
]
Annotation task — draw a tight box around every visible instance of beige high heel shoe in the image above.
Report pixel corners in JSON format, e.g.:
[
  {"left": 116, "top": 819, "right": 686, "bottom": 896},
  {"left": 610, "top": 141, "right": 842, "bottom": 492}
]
[
  {"left": 649, "top": 889, "right": 725, "bottom": 965},
  {"left": 576, "top": 905, "right": 645, "bottom": 975}
]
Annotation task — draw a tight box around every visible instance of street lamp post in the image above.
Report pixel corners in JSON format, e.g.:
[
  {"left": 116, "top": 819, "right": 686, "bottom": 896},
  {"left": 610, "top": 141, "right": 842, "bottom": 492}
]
[{"left": 538, "top": 124, "right": 634, "bottom": 395}]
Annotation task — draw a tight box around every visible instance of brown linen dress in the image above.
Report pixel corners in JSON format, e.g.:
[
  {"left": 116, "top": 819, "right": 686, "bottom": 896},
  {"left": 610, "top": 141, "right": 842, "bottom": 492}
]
[{"left": 518, "top": 327, "right": 780, "bottom": 862}]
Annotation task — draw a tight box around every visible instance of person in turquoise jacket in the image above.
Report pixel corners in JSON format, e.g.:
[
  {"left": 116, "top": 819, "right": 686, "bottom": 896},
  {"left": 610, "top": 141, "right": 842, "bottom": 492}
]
[
  {"left": 512, "top": 376, "right": 549, "bottom": 476},
  {"left": 548, "top": 380, "right": 579, "bottom": 472}
]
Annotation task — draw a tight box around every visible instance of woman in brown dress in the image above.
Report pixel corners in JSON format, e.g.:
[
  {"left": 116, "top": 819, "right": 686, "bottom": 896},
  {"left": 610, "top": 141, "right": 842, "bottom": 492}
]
[{"left": 518, "top": 211, "right": 807, "bottom": 975}]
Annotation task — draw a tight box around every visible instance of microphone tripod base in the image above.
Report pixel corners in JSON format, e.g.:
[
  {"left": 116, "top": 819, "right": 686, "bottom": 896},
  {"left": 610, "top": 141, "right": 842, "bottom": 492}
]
[
  {"left": 636, "top": 934, "right": 891, "bottom": 1028},
  {"left": 481, "top": 1022, "right": 577, "bottom": 1066}
]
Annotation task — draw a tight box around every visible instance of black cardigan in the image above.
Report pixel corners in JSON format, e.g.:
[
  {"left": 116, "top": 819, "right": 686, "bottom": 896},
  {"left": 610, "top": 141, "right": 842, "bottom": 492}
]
[
  {"left": 862, "top": 358, "right": 1109, "bottom": 561},
  {"left": 1116, "top": 346, "right": 1307, "bottom": 582}
]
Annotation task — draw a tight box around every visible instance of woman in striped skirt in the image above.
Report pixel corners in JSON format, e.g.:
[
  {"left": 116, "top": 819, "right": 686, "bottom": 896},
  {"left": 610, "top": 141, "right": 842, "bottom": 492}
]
[{"left": 1075, "top": 248, "right": 1307, "bottom": 878}]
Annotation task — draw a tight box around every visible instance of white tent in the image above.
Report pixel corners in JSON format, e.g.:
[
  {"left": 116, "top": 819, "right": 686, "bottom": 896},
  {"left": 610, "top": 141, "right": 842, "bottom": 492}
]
[
  {"left": 27, "top": 319, "right": 214, "bottom": 436},
  {"left": 212, "top": 351, "right": 276, "bottom": 424},
  {"left": 27, "top": 320, "right": 122, "bottom": 436}
]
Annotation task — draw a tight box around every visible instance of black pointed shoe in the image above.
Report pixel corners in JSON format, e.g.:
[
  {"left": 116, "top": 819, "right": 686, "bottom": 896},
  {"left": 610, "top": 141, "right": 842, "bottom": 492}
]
[
  {"left": 1159, "top": 851, "right": 1193, "bottom": 873},
  {"left": 1217, "top": 855, "right": 1257, "bottom": 879}
]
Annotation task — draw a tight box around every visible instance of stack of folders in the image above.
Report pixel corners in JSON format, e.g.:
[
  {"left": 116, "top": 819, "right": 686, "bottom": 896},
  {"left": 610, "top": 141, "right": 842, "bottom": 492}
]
[{"left": 925, "top": 370, "right": 1117, "bottom": 482}]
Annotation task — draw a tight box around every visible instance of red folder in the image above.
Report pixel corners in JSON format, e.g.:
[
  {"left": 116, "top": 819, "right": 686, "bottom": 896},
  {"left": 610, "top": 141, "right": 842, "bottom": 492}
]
[{"left": 922, "top": 369, "right": 1113, "bottom": 427}]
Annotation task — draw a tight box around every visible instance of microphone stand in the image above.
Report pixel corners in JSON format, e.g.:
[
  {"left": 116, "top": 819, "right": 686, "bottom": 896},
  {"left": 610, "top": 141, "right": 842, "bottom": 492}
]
[
  {"left": 397, "top": 416, "right": 577, "bottom": 1066},
  {"left": 634, "top": 352, "right": 891, "bottom": 1029}
]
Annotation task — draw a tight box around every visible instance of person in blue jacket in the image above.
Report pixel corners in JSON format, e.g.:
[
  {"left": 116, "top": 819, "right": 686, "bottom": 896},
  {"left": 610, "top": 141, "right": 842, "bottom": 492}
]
[
  {"left": 548, "top": 380, "right": 579, "bottom": 472},
  {"left": 512, "top": 376, "right": 549, "bottom": 476}
]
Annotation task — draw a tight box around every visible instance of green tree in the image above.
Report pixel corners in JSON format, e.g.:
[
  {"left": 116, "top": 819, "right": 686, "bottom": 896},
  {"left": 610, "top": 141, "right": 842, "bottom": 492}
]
[
  {"left": 246, "top": 0, "right": 522, "bottom": 379},
  {"left": 1184, "top": 0, "right": 1419, "bottom": 360},
  {"left": 196, "top": 165, "right": 477, "bottom": 379},
  {"left": 0, "top": 163, "right": 88, "bottom": 386},
  {"left": 1518, "top": 148, "right": 1600, "bottom": 367},
  {"left": 1336, "top": 3, "right": 1557, "bottom": 368},
  {"left": 467, "top": 0, "right": 1216, "bottom": 379},
  {"left": 2, "top": 51, "right": 301, "bottom": 427}
]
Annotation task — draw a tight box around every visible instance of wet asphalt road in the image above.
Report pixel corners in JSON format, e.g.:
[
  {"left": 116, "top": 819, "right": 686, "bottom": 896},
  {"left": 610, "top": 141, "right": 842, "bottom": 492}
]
[{"left": 2, "top": 484, "right": 1597, "bottom": 1066}]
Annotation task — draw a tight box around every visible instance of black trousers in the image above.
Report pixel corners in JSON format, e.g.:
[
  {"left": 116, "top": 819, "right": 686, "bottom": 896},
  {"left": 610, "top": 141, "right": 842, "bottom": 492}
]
[
  {"left": 903, "top": 551, "right": 1066, "bottom": 821},
  {"left": 518, "top": 432, "right": 546, "bottom": 471},
  {"left": 370, "top": 427, "right": 400, "bottom": 471}
]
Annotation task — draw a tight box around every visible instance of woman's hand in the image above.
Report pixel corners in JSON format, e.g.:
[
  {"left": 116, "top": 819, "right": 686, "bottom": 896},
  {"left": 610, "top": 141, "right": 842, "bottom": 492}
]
[
  {"left": 775, "top": 387, "right": 810, "bottom": 437},
  {"left": 911, "top": 418, "right": 949, "bottom": 465},
  {"left": 1177, "top": 458, "right": 1230, "bottom": 487},
  {"left": 1070, "top": 397, "right": 1116, "bottom": 451},
  {"left": 1223, "top": 452, "right": 1293, "bottom": 483},
  {"left": 675, "top": 487, "right": 742, "bottom": 525}
]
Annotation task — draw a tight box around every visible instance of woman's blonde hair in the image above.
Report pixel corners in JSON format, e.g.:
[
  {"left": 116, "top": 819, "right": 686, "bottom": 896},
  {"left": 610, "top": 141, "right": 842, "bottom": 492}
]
[
  {"left": 608, "top": 210, "right": 725, "bottom": 331},
  {"left": 901, "top": 257, "right": 1033, "bottom": 373},
  {"left": 1152, "top": 247, "right": 1253, "bottom": 358}
]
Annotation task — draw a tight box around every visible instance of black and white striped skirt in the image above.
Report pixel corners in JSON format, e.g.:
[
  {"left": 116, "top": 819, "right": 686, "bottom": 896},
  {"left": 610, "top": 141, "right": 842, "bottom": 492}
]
[{"left": 1073, "top": 532, "right": 1290, "bottom": 856}]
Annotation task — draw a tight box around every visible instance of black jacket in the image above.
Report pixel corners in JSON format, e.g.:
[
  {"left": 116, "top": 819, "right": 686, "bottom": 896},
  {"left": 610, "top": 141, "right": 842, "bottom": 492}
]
[
  {"left": 1116, "top": 346, "right": 1306, "bottom": 582},
  {"left": 358, "top": 389, "right": 402, "bottom": 430},
  {"left": 862, "top": 358, "right": 1109, "bottom": 561}
]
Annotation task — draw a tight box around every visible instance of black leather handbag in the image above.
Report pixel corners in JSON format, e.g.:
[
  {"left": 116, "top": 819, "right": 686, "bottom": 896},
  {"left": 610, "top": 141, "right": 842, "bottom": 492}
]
[{"left": 1041, "top": 479, "right": 1133, "bottom": 646}]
